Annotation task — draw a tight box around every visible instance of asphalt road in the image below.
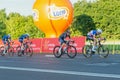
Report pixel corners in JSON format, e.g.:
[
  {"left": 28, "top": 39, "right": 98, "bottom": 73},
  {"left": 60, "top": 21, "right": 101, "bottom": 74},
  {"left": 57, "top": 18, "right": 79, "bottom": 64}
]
[{"left": 0, "top": 53, "right": 120, "bottom": 80}]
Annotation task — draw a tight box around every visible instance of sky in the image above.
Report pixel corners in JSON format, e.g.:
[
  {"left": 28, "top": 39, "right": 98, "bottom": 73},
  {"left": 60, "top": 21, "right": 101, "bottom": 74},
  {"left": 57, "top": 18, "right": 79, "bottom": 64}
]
[{"left": 0, "top": 0, "right": 93, "bottom": 16}]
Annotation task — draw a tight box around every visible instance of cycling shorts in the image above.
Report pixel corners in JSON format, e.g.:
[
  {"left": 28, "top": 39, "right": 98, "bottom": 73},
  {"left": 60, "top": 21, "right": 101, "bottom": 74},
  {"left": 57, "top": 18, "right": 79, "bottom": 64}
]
[
  {"left": 87, "top": 35, "right": 94, "bottom": 41},
  {"left": 59, "top": 38, "right": 67, "bottom": 45},
  {"left": 19, "top": 39, "right": 23, "bottom": 43}
]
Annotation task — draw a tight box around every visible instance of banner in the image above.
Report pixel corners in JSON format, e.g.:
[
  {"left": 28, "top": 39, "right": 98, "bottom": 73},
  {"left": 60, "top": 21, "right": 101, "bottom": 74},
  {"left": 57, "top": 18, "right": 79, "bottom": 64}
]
[
  {"left": 0, "top": 36, "right": 86, "bottom": 54},
  {"left": 41, "top": 36, "right": 86, "bottom": 53}
]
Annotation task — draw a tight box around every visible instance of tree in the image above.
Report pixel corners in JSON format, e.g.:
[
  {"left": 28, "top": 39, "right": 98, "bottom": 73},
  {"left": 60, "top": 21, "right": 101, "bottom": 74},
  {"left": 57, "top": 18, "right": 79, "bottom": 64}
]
[
  {"left": 72, "top": 0, "right": 120, "bottom": 39},
  {"left": 0, "top": 9, "right": 6, "bottom": 38}
]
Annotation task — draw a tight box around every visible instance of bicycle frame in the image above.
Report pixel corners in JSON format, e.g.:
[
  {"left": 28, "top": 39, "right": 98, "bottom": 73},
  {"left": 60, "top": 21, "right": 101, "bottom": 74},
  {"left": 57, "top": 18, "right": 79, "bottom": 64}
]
[
  {"left": 62, "top": 40, "right": 75, "bottom": 52},
  {"left": 83, "top": 37, "right": 109, "bottom": 58},
  {"left": 53, "top": 40, "right": 77, "bottom": 58}
]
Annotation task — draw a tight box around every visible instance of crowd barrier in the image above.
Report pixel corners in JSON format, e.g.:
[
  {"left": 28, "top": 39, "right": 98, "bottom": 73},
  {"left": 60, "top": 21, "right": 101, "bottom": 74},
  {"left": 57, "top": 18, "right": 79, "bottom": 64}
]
[{"left": 0, "top": 36, "right": 86, "bottom": 54}]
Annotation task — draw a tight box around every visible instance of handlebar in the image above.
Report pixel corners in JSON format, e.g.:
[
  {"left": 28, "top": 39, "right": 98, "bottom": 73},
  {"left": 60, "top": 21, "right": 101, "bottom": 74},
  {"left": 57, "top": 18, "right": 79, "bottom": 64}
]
[
  {"left": 98, "top": 37, "right": 106, "bottom": 42},
  {"left": 66, "top": 40, "right": 75, "bottom": 46},
  {"left": 97, "top": 37, "right": 106, "bottom": 45}
]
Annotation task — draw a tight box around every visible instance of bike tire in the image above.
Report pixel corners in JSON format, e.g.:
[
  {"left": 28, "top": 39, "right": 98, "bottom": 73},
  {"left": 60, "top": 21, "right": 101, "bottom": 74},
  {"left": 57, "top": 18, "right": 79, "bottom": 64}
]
[
  {"left": 98, "top": 45, "right": 109, "bottom": 58},
  {"left": 16, "top": 46, "right": 22, "bottom": 56},
  {"left": 25, "top": 47, "right": 33, "bottom": 57},
  {"left": 53, "top": 46, "right": 62, "bottom": 58},
  {"left": 82, "top": 45, "right": 92, "bottom": 58},
  {"left": 0, "top": 46, "right": 5, "bottom": 56},
  {"left": 8, "top": 47, "right": 14, "bottom": 56},
  {"left": 67, "top": 46, "right": 77, "bottom": 59}
]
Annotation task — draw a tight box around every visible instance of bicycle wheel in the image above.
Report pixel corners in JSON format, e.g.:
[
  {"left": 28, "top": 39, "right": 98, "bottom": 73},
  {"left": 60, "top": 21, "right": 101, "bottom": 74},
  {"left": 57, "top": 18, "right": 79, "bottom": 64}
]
[
  {"left": 8, "top": 47, "right": 14, "bottom": 56},
  {"left": 25, "top": 47, "right": 33, "bottom": 57},
  {"left": 98, "top": 45, "right": 109, "bottom": 58},
  {"left": 82, "top": 45, "right": 92, "bottom": 58},
  {"left": 16, "top": 46, "right": 23, "bottom": 56},
  {"left": 53, "top": 46, "right": 62, "bottom": 58},
  {"left": 0, "top": 46, "right": 5, "bottom": 56},
  {"left": 67, "top": 46, "right": 77, "bottom": 58}
]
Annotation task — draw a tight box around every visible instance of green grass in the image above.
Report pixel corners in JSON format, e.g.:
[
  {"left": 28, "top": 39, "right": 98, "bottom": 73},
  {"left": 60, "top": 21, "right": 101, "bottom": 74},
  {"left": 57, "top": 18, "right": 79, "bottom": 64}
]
[{"left": 104, "top": 44, "right": 120, "bottom": 54}]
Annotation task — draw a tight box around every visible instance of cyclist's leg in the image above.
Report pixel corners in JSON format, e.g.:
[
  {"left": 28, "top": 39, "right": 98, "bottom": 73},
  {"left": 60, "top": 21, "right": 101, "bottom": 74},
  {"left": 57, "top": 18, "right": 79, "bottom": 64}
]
[
  {"left": 59, "top": 39, "right": 65, "bottom": 53},
  {"left": 19, "top": 39, "right": 24, "bottom": 51},
  {"left": 92, "top": 38, "right": 97, "bottom": 52},
  {"left": 3, "top": 41, "right": 8, "bottom": 54},
  {"left": 87, "top": 35, "right": 96, "bottom": 52}
]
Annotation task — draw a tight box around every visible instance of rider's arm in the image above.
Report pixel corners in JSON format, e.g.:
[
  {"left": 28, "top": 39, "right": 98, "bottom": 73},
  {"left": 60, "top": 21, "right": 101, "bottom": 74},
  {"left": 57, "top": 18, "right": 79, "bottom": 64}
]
[
  {"left": 8, "top": 38, "right": 11, "bottom": 42},
  {"left": 93, "top": 35, "right": 96, "bottom": 40},
  {"left": 23, "top": 39, "right": 26, "bottom": 43},
  {"left": 68, "top": 35, "right": 71, "bottom": 39}
]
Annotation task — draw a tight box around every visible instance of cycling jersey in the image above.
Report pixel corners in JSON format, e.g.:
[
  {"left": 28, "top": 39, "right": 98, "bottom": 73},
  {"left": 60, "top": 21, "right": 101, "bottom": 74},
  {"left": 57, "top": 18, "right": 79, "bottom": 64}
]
[
  {"left": 2, "top": 35, "right": 11, "bottom": 44},
  {"left": 19, "top": 34, "right": 29, "bottom": 43},
  {"left": 59, "top": 32, "right": 70, "bottom": 45},
  {"left": 87, "top": 30, "right": 97, "bottom": 40},
  {"left": 87, "top": 30, "right": 97, "bottom": 36}
]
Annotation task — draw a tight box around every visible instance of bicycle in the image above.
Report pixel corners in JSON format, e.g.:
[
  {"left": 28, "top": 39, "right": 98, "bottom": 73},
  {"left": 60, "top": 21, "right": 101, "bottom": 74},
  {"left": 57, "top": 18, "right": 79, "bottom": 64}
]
[
  {"left": 16, "top": 41, "right": 33, "bottom": 57},
  {"left": 0, "top": 41, "right": 14, "bottom": 56},
  {"left": 53, "top": 40, "right": 77, "bottom": 58},
  {"left": 82, "top": 38, "right": 109, "bottom": 58}
]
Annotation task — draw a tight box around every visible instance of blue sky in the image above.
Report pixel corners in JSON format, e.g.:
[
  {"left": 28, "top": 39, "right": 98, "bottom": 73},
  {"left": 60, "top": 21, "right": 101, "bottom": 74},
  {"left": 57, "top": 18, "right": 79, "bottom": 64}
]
[{"left": 0, "top": 0, "right": 92, "bottom": 16}]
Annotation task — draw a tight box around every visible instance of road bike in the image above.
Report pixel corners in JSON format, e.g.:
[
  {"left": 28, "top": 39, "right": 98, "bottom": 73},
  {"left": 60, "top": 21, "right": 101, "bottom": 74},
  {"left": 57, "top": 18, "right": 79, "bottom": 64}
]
[
  {"left": 0, "top": 41, "right": 14, "bottom": 56},
  {"left": 16, "top": 41, "right": 33, "bottom": 57},
  {"left": 82, "top": 38, "right": 109, "bottom": 58},
  {"left": 53, "top": 40, "right": 77, "bottom": 59}
]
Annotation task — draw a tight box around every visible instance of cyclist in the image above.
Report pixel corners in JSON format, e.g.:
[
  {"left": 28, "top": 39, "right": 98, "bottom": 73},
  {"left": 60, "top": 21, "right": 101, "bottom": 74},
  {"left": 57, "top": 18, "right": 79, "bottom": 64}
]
[
  {"left": 19, "top": 33, "right": 30, "bottom": 51},
  {"left": 2, "top": 34, "right": 11, "bottom": 54},
  {"left": 58, "top": 29, "right": 71, "bottom": 53},
  {"left": 87, "top": 29, "right": 103, "bottom": 52}
]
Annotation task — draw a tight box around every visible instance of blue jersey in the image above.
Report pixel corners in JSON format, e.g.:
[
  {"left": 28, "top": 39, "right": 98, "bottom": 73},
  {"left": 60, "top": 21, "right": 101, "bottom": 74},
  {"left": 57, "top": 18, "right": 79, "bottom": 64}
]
[
  {"left": 59, "top": 32, "right": 70, "bottom": 40},
  {"left": 19, "top": 34, "right": 28, "bottom": 41},
  {"left": 2, "top": 35, "right": 11, "bottom": 41},
  {"left": 87, "top": 30, "right": 97, "bottom": 37}
]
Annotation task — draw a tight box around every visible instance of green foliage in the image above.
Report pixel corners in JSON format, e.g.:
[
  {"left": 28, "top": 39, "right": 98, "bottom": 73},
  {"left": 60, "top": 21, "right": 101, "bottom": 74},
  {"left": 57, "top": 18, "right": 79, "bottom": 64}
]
[
  {"left": 72, "top": 0, "right": 120, "bottom": 39},
  {"left": 0, "top": 9, "right": 6, "bottom": 38},
  {"left": 0, "top": 0, "right": 120, "bottom": 40},
  {"left": 2, "top": 12, "right": 45, "bottom": 39}
]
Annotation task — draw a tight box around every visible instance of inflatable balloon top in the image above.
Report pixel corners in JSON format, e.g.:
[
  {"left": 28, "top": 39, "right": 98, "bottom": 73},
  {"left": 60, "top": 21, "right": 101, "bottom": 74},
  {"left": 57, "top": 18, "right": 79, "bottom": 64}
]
[{"left": 33, "top": 0, "right": 73, "bottom": 38}]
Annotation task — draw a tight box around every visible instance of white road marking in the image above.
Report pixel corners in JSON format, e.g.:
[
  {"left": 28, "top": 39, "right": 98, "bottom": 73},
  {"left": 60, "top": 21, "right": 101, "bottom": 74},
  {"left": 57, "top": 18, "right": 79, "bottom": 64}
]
[
  {"left": 0, "top": 66, "right": 120, "bottom": 78},
  {"left": 45, "top": 55, "right": 55, "bottom": 58}
]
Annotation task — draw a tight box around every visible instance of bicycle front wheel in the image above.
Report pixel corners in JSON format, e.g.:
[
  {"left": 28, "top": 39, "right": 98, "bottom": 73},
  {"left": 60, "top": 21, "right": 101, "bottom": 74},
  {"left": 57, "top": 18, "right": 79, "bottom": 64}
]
[
  {"left": 53, "top": 46, "right": 62, "bottom": 58},
  {"left": 98, "top": 45, "right": 109, "bottom": 58},
  {"left": 67, "top": 46, "right": 77, "bottom": 59},
  {"left": 82, "top": 45, "right": 92, "bottom": 58},
  {"left": 8, "top": 47, "right": 14, "bottom": 56},
  {"left": 16, "top": 46, "right": 22, "bottom": 56},
  {"left": 24, "top": 47, "right": 33, "bottom": 57}
]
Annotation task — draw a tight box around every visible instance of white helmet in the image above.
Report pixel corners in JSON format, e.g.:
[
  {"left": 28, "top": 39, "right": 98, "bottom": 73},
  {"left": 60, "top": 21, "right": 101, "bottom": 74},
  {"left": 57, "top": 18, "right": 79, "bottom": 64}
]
[
  {"left": 26, "top": 33, "right": 30, "bottom": 37},
  {"left": 97, "top": 29, "right": 102, "bottom": 34},
  {"left": 8, "top": 34, "right": 11, "bottom": 38}
]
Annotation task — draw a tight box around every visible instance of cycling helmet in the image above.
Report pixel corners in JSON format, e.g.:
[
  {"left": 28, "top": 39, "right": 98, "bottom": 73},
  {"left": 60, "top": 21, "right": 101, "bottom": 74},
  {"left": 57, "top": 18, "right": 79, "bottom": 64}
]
[
  {"left": 26, "top": 33, "right": 30, "bottom": 37},
  {"left": 8, "top": 34, "right": 11, "bottom": 38},
  {"left": 97, "top": 29, "right": 102, "bottom": 34},
  {"left": 66, "top": 29, "right": 71, "bottom": 34}
]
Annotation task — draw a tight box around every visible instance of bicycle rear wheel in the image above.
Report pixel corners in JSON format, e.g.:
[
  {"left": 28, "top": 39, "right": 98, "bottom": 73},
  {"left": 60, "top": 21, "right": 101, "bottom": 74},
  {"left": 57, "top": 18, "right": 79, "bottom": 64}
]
[
  {"left": 98, "top": 45, "right": 109, "bottom": 58},
  {"left": 53, "top": 46, "right": 62, "bottom": 58},
  {"left": 67, "top": 46, "right": 77, "bottom": 58},
  {"left": 82, "top": 45, "right": 92, "bottom": 58}
]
